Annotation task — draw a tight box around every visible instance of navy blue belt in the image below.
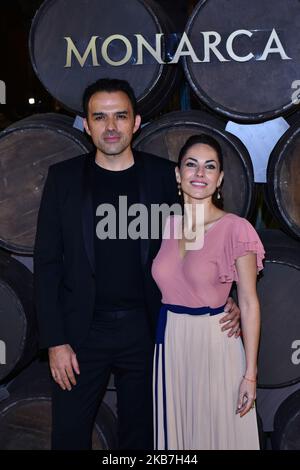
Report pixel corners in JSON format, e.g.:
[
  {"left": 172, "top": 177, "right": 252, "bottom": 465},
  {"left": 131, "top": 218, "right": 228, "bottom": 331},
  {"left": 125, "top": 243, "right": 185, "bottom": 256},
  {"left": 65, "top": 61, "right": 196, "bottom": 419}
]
[
  {"left": 155, "top": 303, "right": 226, "bottom": 345},
  {"left": 154, "top": 302, "right": 226, "bottom": 450}
]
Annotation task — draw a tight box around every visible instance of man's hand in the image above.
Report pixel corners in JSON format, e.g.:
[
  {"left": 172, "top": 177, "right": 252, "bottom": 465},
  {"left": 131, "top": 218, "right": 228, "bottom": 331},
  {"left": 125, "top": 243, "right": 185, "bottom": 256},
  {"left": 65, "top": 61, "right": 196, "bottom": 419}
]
[
  {"left": 220, "top": 297, "right": 241, "bottom": 338},
  {"left": 49, "top": 344, "right": 80, "bottom": 391}
]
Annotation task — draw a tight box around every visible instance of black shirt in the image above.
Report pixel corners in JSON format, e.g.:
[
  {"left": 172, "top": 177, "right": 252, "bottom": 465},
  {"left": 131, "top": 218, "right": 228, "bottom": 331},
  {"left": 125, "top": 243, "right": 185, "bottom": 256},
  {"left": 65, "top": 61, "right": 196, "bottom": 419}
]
[{"left": 92, "top": 161, "right": 145, "bottom": 313}]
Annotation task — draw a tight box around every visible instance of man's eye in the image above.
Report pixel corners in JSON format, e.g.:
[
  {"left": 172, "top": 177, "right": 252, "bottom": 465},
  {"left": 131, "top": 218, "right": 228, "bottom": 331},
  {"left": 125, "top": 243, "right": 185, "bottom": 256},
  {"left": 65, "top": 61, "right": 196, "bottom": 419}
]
[
  {"left": 117, "top": 114, "right": 127, "bottom": 119},
  {"left": 95, "top": 115, "right": 104, "bottom": 120}
]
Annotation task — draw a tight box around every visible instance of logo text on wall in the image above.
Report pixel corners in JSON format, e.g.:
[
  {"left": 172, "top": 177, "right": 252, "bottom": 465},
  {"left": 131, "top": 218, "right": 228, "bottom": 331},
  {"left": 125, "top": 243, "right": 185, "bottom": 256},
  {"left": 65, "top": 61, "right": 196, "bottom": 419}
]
[{"left": 64, "top": 29, "right": 291, "bottom": 68}]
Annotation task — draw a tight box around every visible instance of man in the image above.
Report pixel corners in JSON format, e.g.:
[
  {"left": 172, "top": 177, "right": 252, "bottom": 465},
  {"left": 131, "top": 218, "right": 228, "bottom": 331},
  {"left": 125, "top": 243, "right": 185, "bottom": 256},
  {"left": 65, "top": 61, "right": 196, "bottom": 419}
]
[{"left": 34, "top": 78, "right": 240, "bottom": 450}]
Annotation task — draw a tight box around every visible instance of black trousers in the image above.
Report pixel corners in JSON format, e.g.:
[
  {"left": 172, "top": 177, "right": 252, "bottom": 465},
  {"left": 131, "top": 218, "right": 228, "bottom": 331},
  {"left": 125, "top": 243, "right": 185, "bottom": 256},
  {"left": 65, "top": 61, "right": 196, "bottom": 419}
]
[{"left": 51, "top": 308, "right": 154, "bottom": 450}]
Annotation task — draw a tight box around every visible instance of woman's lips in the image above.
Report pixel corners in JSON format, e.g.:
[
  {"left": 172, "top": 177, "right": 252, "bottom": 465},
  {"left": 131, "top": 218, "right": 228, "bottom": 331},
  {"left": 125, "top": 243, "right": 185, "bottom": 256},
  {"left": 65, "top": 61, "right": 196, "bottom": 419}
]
[{"left": 190, "top": 181, "right": 207, "bottom": 187}]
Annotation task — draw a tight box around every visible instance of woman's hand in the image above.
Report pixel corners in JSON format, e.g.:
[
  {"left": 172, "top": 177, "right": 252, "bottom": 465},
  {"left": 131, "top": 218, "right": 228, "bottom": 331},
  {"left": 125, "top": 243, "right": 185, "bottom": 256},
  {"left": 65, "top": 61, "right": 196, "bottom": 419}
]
[{"left": 236, "top": 376, "right": 256, "bottom": 417}]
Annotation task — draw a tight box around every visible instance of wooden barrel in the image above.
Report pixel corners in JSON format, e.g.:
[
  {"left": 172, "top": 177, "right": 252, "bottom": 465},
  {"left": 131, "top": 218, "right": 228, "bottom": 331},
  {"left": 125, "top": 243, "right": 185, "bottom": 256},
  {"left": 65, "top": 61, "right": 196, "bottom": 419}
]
[
  {"left": 257, "top": 230, "right": 300, "bottom": 388},
  {"left": 0, "top": 250, "right": 37, "bottom": 383},
  {"left": 183, "top": 0, "right": 300, "bottom": 122},
  {"left": 0, "top": 369, "right": 117, "bottom": 450},
  {"left": 271, "top": 390, "right": 300, "bottom": 449},
  {"left": 266, "top": 122, "right": 300, "bottom": 239},
  {"left": 133, "top": 110, "right": 255, "bottom": 217},
  {"left": 0, "top": 113, "right": 92, "bottom": 254},
  {"left": 29, "top": 0, "right": 180, "bottom": 120}
]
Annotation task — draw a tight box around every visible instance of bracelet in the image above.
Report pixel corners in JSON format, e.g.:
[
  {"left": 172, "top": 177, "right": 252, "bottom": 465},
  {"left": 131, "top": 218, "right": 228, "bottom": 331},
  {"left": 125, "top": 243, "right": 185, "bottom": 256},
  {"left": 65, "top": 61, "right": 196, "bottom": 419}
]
[{"left": 243, "top": 375, "right": 257, "bottom": 383}]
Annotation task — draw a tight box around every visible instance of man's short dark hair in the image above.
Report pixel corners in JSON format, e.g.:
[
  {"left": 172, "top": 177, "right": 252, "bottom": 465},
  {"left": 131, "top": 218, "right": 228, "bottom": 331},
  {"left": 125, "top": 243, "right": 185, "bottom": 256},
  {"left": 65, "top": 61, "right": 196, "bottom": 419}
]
[{"left": 82, "top": 78, "right": 138, "bottom": 118}]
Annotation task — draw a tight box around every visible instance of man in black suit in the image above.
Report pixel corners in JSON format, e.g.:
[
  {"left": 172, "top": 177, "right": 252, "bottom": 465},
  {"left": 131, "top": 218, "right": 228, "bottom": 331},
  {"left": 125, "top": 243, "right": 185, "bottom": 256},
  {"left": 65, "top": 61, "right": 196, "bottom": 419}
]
[{"left": 34, "top": 78, "right": 240, "bottom": 450}]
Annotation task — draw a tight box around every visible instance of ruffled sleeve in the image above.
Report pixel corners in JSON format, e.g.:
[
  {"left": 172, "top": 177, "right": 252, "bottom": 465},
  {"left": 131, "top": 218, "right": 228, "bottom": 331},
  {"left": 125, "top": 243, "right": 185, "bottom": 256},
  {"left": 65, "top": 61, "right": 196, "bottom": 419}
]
[{"left": 218, "top": 217, "right": 265, "bottom": 283}]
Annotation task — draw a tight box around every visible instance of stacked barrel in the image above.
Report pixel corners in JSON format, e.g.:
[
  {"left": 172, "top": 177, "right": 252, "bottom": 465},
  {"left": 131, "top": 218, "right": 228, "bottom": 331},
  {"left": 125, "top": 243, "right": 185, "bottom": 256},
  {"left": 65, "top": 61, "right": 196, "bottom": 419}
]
[{"left": 0, "top": 0, "right": 299, "bottom": 450}]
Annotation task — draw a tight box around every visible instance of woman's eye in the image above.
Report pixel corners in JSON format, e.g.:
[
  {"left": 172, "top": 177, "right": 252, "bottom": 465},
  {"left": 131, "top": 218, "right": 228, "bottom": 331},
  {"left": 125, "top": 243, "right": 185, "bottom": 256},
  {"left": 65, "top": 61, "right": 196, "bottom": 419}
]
[
  {"left": 206, "top": 165, "right": 216, "bottom": 170},
  {"left": 186, "top": 162, "right": 196, "bottom": 167}
]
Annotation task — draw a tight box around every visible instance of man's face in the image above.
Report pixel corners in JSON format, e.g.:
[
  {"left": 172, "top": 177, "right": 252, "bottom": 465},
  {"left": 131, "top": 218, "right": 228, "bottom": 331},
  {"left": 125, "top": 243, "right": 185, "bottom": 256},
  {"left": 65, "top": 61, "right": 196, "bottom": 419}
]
[{"left": 83, "top": 91, "right": 141, "bottom": 157}]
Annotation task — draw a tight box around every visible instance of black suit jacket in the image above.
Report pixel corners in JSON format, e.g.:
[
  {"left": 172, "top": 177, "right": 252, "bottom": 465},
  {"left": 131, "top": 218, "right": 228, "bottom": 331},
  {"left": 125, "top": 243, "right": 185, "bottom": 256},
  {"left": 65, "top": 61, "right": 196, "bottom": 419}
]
[{"left": 34, "top": 150, "right": 179, "bottom": 350}]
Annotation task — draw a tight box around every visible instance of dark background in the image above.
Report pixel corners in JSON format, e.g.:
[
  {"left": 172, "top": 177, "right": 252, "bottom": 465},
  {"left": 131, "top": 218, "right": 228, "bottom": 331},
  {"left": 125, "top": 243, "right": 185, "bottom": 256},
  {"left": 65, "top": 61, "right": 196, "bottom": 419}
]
[{"left": 0, "top": 0, "right": 198, "bottom": 127}]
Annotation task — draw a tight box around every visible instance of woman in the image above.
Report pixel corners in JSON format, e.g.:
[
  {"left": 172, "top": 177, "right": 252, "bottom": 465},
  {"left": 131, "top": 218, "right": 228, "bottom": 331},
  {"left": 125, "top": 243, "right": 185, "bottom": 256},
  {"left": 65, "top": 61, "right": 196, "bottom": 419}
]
[{"left": 152, "top": 134, "right": 264, "bottom": 450}]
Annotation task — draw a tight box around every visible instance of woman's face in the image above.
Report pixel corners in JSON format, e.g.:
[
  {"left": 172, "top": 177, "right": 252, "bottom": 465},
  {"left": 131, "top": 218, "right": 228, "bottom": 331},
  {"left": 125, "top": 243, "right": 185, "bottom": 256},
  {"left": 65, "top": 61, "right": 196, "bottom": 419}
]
[{"left": 175, "top": 143, "right": 224, "bottom": 203}]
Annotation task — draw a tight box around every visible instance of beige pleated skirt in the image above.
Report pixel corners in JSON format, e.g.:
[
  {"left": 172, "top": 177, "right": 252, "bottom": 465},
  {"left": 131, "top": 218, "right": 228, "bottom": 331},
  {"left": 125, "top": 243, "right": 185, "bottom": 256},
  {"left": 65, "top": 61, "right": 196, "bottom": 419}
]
[{"left": 153, "top": 309, "right": 260, "bottom": 450}]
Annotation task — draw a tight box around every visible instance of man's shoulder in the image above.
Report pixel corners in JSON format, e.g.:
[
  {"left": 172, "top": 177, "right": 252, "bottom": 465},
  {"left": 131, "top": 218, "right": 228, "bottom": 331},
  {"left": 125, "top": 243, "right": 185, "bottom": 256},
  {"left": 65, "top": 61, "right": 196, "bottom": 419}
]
[
  {"left": 134, "top": 150, "right": 176, "bottom": 170},
  {"left": 48, "top": 152, "right": 93, "bottom": 175}
]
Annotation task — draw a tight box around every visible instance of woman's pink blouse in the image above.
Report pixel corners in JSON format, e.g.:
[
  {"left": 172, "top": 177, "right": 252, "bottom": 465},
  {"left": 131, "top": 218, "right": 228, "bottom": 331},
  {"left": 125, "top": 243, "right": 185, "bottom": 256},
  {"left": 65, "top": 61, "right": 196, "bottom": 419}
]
[{"left": 151, "top": 213, "right": 265, "bottom": 308}]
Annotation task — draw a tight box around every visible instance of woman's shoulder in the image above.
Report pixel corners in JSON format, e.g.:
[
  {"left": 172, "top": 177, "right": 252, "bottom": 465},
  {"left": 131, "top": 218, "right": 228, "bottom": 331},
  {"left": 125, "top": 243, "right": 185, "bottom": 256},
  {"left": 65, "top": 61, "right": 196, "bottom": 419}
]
[
  {"left": 220, "top": 213, "right": 260, "bottom": 239},
  {"left": 221, "top": 214, "right": 264, "bottom": 251},
  {"left": 222, "top": 213, "right": 254, "bottom": 228}
]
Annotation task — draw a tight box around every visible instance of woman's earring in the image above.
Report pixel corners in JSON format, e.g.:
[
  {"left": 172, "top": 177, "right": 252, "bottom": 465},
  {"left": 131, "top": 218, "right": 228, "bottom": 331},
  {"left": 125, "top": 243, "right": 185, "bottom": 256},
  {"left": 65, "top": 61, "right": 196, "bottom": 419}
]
[
  {"left": 178, "top": 183, "right": 182, "bottom": 196},
  {"left": 217, "top": 187, "right": 221, "bottom": 200}
]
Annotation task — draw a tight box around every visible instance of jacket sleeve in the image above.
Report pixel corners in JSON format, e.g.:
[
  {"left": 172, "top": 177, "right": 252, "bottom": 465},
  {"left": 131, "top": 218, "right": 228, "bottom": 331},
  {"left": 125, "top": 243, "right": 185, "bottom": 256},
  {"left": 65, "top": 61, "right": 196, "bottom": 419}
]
[{"left": 34, "top": 166, "right": 66, "bottom": 349}]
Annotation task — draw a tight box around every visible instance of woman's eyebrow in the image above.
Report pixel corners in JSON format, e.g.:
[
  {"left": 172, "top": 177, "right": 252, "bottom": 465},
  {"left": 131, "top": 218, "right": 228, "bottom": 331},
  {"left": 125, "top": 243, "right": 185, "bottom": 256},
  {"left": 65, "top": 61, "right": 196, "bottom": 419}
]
[{"left": 185, "top": 157, "right": 217, "bottom": 163}]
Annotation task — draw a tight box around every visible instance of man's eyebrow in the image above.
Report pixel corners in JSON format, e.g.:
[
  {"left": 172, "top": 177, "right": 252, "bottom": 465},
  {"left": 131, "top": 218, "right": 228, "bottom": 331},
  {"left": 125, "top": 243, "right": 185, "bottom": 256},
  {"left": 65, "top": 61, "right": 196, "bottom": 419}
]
[{"left": 91, "top": 110, "right": 128, "bottom": 116}]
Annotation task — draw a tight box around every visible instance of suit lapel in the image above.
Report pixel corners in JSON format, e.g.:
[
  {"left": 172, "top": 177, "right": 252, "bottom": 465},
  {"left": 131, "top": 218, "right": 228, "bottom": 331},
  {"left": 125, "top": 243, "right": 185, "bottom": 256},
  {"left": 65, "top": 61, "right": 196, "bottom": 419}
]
[
  {"left": 134, "top": 150, "right": 151, "bottom": 268},
  {"left": 81, "top": 152, "right": 96, "bottom": 275}
]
